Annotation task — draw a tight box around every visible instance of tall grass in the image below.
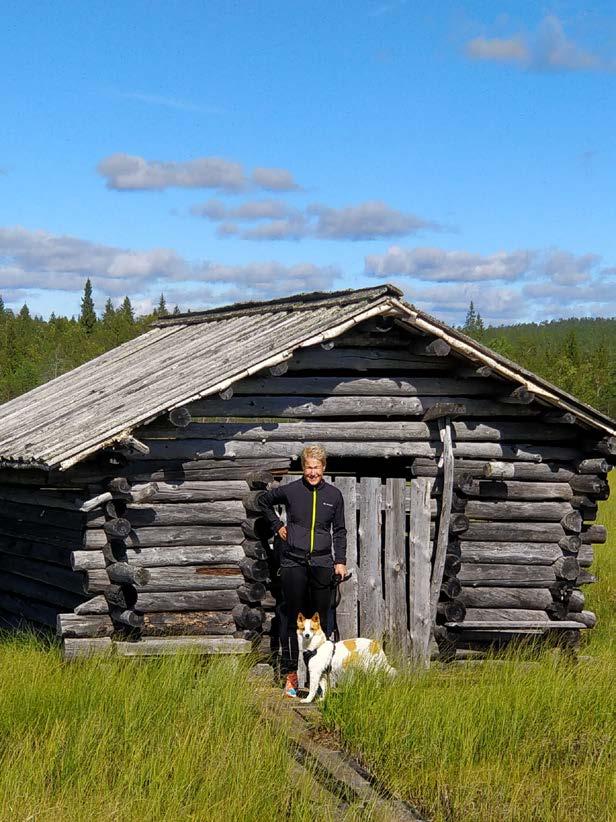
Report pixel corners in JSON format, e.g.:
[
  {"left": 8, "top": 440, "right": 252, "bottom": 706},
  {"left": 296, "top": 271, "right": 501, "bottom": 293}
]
[
  {"left": 0, "top": 642, "right": 342, "bottom": 822},
  {"left": 321, "top": 480, "right": 616, "bottom": 822}
]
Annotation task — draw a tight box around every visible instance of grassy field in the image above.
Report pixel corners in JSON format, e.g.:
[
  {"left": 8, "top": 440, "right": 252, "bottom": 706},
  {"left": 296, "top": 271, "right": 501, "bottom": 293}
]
[
  {"left": 0, "top": 645, "right": 354, "bottom": 822},
  {"left": 321, "top": 482, "right": 616, "bottom": 822}
]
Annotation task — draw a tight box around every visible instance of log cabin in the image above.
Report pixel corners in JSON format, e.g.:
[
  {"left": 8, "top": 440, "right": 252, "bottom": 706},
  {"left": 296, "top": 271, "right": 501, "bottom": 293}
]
[{"left": 0, "top": 284, "right": 613, "bottom": 661}]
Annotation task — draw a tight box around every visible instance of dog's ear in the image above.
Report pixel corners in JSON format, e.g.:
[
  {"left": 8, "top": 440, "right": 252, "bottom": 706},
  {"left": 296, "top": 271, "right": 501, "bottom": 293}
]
[
  {"left": 297, "top": 612, "right": 305, "bottom": 627},
  {"left": 312, "top": 612, "right": 320, "bottom": 625}
]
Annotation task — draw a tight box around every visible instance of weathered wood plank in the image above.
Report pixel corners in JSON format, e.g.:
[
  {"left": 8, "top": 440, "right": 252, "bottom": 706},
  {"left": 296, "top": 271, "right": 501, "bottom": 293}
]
[
  {"left": 460, "top": 522, "right": 566, "bottom": 542},
  {"left": 458, "top": 479, "right": 573, "bottom": 501},
  {"left": 87, "top": 566, "right": 243, "bottom": 593},
  {"left": 384, "top": 477, "right": 408, "bottom": 652},
  {"left": 409, "top": 477, "right": 432, "bottom": 667},
  {"left": 0, "top": 590, "right": 59, "bottom": 627},
  {"left": 286, "top": 347, "right": 455, "bottom": 371},
  {"left": 71, "top": 544, "right": 244, "bottom": 571},
  {"left": 130, "top": 480, "right": 249, "bottom": 501},
  {"left": 459, "top": 564, "right": 557, "bottom": 588},
  {"left": 88, "top": 501, "right": 246, "bottom": 528},
  {"left": 114, "top": 636, "right": 251, "bottom": 656},
  {"left": 232, "top": 375, "right": 493, "bottom": 396},
  {"left": 430, "top": 419, "right": 454, "bottom": 624},
  {"left": 0, "top": 553, "right": 87, "bottom": 595},
  {"left": 332, "top": 476, "right": 358, "bottom": 640},
  {"left": 459, "top": 587, "right": 555, "bottom": 609},
  {"left": 84, "top": 525, "right": 243, "bottom": 548},
  {"left": 358, "top": 477, "right": 384, "bottom": 638},
  {"left": 142, "top": 611, "right": 236, "bottom": 636},
  {"left": 63, "top": 638, "right": 114, "bottom": 660},
  {"left": 484, "top": 462, "right": 575, "bottom": 482},
  {"left": 461, "top": 608, "right": 551, "bottom": 624},
  {"left": 2, "top": 571, "right": 84, "bottom": 610},
  {"left": 133, "top": 589, "right": 241, "bottom": 612},
  {"left": 460, "top": 542, "right": 563, "bottom": 565},
  {"left": 187, "top": 395, "right": 540, "bottom": 419},
  {"left": 57, "top": 613, "right": 114, "bottom": 638},
  {"left": 463, "top": 500, "right": 573, "bottom": 521}
]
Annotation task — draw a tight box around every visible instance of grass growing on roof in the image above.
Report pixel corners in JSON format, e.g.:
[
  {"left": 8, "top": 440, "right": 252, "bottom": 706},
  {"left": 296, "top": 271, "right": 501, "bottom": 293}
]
[
  {"left": 0, "top": 641, "right": 351, "bottom": 822},
  {"left": 320, "top": 476, "right": 616, "bottom": 822}
]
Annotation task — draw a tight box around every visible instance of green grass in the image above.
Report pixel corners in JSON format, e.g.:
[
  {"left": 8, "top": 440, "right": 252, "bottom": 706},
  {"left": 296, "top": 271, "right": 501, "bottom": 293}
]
[
  {"left": 321, "top": 480, "right": 616, "bottom": 822},
  {"left": 0, "top": 644, "right": 349, "bottom": 822}
]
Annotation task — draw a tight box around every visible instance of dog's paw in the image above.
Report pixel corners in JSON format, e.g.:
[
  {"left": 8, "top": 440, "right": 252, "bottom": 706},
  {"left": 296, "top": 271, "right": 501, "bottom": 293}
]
[{"left": 300, "top": 697, "right": 313, "bottom": 704}]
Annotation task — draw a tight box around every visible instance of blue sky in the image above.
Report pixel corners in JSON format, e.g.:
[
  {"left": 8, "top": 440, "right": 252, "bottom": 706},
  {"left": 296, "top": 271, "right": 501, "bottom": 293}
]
[{"left": 1, "top": 1, "right": 615, "bottom": 324}]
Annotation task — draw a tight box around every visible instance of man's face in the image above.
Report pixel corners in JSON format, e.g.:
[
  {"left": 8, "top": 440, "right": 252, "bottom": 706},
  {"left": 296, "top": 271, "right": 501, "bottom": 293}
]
[{"left": 303, "top": 457, "right": 324, "bottom": 486}]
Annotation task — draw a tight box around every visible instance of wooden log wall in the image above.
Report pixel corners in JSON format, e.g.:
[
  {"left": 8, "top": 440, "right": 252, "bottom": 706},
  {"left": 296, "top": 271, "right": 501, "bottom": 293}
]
[{"left": 0, "top": 315, "right": 611, "bottom": 656}]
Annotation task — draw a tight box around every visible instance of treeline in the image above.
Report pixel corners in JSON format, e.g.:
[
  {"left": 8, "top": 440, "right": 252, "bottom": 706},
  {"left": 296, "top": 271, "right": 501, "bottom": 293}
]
[
  {"left": 462, "top": 302, "right": 616, "bottom": 418},
  {"left": 0, "top": 287, "right": 614, "bottom": 418},
  {"left": 0, "top": 282, "right": 175, "bottom": 402}
]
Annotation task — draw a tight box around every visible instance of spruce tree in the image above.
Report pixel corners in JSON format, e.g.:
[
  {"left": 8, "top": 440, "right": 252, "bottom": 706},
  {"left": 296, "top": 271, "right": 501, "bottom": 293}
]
[
  {"left": 173, "top": 305, "right": 181, "bottom": 315},
  {"left": 102, "top": 298, "right": 115, "bottom": 325},
  {"left": 79, "top": 279, "right": 97, "bottom": 333},
  {"left": 156, "top": 293, "right": 169, "bottom": 317},
  {"left": 463, "top": 301, "right": 477, "bottom": 334},
  {"left": 120, "top": 296, "right": 135, "bottom": 323}
]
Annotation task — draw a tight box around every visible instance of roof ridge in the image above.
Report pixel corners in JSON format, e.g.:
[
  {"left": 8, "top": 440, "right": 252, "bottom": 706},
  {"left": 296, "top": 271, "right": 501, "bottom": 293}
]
[{"left": 152, "top": 284, "right": 402, "bottom": 326}]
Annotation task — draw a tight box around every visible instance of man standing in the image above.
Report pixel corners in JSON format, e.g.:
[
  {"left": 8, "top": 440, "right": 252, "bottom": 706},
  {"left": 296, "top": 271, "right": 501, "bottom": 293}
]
[{"left": 259, "top": 445, "right": 347, "bottom": 697}]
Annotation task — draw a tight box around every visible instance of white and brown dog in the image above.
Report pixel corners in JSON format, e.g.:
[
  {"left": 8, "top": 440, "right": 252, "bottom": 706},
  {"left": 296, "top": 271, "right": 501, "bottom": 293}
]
[{"left": 297, "top": 612, "right": 396, "bottom": 703}]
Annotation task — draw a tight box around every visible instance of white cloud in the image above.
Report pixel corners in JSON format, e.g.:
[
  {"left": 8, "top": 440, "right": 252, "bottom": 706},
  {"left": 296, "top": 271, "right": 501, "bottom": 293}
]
[
  {"left": 0, "top": 224, "right": 341, "bottom": 309},
  {"left": 97, "top": 154, "right": 300, "bottom": 193},
  {"left": 251, "top": 167, "right": 300, "bottom": 191},
  {"left": 408, "top": 283, "right": 526, "bottom": 324},
  {"left": 465, "top": 15, "right": 610, "bottom": 72},
  {"left": 194, "top": 199, "right": 438, "bottom": 242},
  {"left": 366, "top": 246, "right": 532, "bottom": 281}
]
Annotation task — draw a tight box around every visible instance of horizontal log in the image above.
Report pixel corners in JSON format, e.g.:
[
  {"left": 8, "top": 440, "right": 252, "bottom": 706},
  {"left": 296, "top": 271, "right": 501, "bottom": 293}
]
[
  {"left": 88, "top": 566, "right": 243, "bottom": 593},
  {"left": 232, "top": 375, "right": 496, "bottom": 397},
  {"left": 561, "top": 511, "right": 582, "bottom": 533},
  {"left": 134, "top": 589, "right": 241, "bottom": 613},
  {"left": 130, "top": 480, "right": 250, "bottom": 502},
  {"left": 457, "top": 479, "right": 573, "bottom": 501},
  {"left": 568, "top": 590, "right": 585, "bottom": 612},
  {"left": 142, "top": 611, "right": 235, "bottom": 636},
  {"left": 460, "top": 522, "right": 566, "bottom": 542},
  {"left": 242, "top": 490, "right": 266, "bottom": 514},
  {"left": 238, "top": 557, "right": 270, "bottom": 583},
  {"left": 71, "top": 544, "right": 244, "bottom": 571},
  {"left": 440, "top": 578, "right": 462, "bottom": 599},
  {"left": 449, "top": 514, "right": 469, "bottom": 534},
  {"left": 576, "top": 570, "right": 596, "bottom": 585},
  {"left": 114, "top": 636, "right": 252, "bottom": 657},
  {"left": 62, "top": 638, "right": 114, "bottom": 660},
  {"left": 232, "top": 604, "right": 265, "bottom": 631},
  {"left": 110, "top": 608, "right": 143, "bottom": 628},
  {"left": 107, "top": 477, "right": 131, "bottom": 495},
  {"left": 593, "top": 436, "right": 616, "bottom": 456},
  {"left": 576, "top": 458, "right": 609, "bottom": 474},
  {"left": 246, "top": 470, "right": 277, "bottom": 490},
  {"left": 553, "top": 557, "right": 579, "bottom": 581},
  {"left": 567, "top": 610, "right": 597, "bottom": 628},
  {"left": 577, "top": 546, "right": 593, "bottom": 567},
  {"left": 0, "top": 518, "right": 84, "bottom": 549},
  {"left": 57, "top": 613, "right": 114, "bottom": 639},
  {"left": 85, "top": 525, "right": 243, "bottom": 548},
  {"left": 241, "top": 518, "right": 273, "bottom": 541},
  {"left": 169, "top": 406, "right": 192, "bottom": 428},
  {"left": 103, "top": 518, "right": 132, "bottom": 539},
  {"left": 484, "top": 462, "right": 574, "bottom": 482},
  {"left": 237, "top": 582, "right": 267, "bottom": 603},
  {"left": 106, "top": 562, "right": 151, "bottom": 586},
  {"left": 459, "top": 587, "right": 555, "bottom": 610},
  {"left": 459, "top": 564, "right": 557, "bottom": 588},
  {"left": 74, "top": 595, "right": 111, "bottom": 615},
  {"left": 1, "top": 571, "right": 84, "bottom": 610},
  {"left": 187, "top": 395, "right": 540, "bottom": 419},
  {"left": 0, "top": 590, "right": 59, "bottom": 627},
  {"left": 460, "top": 543, "right": 563, "bottom": 565},
  {"left": 464, "top": 501, "right": 573, "bottom": 522},
  {"left": 581, "top": 525, "right": 607, "bottom": 544},
  {"left": 559, "top": 535, "right": 581, "bottom": 553},
  {"left": 0, "top": 535, "right": 74, "bottom": 567},
  {"left": 0, "top": 553, "right": 87, "bottom": 595},
  {"left": 0, "top": 499, "right": 85, "bottom": 529},
  {"left": 569, "top": 475, "right": 609, "bottom": 496},
  {"left": 242, "top": 540, "right": 269, "bottom": 560},
  {"left": 437, "top": 601, "right": 466, "bottom": 622},
  {"left": 99, "top": 501, "right": 246, "bottom": 529},
  {"left": 460, "top": 608, "right": 550, "bottom": 624},
  {"left": 288, "top": 347, "right": 456, "bottom": 371},
  {"left": 570, "top": 495, "right": 598, "bottom": 511},
  {"left": 0, "top": 486, "right": 84, "bottom": 511}
]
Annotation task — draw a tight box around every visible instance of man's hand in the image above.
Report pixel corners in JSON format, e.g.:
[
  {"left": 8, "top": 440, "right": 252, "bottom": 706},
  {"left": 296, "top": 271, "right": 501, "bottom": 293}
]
[
  {"left": 277, "top": 525, "right": 288, "bottom": 541},
  {"left": 334, "top": 563, "right": 347, "bottom": 579}
]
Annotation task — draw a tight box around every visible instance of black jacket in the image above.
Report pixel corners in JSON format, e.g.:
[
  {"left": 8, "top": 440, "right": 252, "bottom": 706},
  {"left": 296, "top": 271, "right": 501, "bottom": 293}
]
[{"left": 258, "top": 477, "right": 347, "bottom": 568}]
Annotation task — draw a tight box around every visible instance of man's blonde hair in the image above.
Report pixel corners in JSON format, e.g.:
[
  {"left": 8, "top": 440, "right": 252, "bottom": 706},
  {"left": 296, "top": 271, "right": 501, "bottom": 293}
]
[{"left": 301, "top": 444, "right": 327, "bottom": 468}]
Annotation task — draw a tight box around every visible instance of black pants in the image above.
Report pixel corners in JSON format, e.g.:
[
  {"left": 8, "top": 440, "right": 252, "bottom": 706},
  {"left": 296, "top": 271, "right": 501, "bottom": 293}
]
[{"left": 279, "top": 564, "right": 333, "bottom": 675}]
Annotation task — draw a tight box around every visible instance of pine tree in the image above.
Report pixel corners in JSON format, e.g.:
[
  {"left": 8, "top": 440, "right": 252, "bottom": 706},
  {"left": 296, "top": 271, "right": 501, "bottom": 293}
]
[
  {"left": 156, "top": 293, "right": 169, "bottom": 317},
  {"left": 0, "top": 295, "right": 5, "bottom": 316},
  {"left": 79, "top": 279, "right": 97, "bottom": 333}
]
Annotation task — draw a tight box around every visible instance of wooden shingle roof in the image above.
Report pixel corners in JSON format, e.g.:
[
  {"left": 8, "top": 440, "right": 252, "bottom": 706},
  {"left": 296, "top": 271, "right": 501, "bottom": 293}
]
[{"left": 0, "top": 283, "right": 613, "bottom": 471}]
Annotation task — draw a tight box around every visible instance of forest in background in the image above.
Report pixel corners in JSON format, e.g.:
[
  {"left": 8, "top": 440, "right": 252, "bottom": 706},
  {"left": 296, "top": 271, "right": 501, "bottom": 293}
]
[{"left": 0, "top": 284, "right": 614, "bottom": 418}]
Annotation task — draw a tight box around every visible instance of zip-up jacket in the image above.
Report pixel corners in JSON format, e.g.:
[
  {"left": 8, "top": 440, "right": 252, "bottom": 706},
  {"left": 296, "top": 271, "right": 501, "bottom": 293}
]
[{"left": 258, "top": 477, "right": 347, "bottom": 568}]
